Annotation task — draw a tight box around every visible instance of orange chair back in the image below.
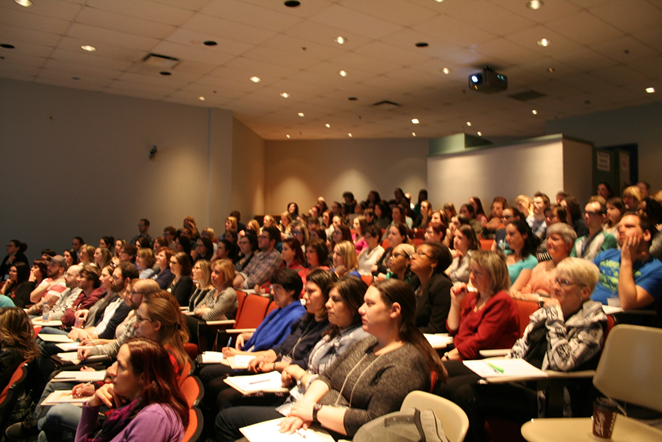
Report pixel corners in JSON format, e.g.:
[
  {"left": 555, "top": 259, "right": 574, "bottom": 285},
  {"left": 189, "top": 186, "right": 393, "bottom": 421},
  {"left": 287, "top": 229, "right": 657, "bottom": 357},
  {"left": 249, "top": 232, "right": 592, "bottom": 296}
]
[
  {"left": 514, "top": 298, "right": 540, "bottom": 337},
  {"left": 361, "top": 275, "right": 373, "bottom": 286},
  {"left": 413, "top": 238, "right": 424, "bottom": 247},
  {"left": 479, "top": 239, "right": 494, "bottom": 250},
  {"left": 180, "top": 376, "right": 203, "bottom": 408},
  {"left": 181, "top": 408, "right": 203, "bottom": 442},
  {"left": 266, "top": 300, "right": 279, "bottom": 315},
  {"left": 234, "top": 290, "right": 247, "bottom": 320},
  {"left": 234, "top": 294, "right": 271, "bottom": 329},
  {"left": 382, "top": 238, "right": 391, "bottom": 250}
]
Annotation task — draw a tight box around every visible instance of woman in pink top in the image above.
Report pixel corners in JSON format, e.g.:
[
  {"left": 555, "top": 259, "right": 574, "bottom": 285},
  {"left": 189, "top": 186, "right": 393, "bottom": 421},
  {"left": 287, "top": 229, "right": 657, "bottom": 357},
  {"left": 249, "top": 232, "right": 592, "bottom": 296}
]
[{"left": 444, "top": 250, "right": 519, "bottom": 360}]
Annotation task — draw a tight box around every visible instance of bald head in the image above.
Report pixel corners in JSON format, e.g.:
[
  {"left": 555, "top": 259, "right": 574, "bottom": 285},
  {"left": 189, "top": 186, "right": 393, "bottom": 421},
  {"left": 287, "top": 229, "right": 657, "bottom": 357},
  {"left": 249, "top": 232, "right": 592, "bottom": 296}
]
[{"left": 127, "top": 279, "right": 160, "bottom": 309}]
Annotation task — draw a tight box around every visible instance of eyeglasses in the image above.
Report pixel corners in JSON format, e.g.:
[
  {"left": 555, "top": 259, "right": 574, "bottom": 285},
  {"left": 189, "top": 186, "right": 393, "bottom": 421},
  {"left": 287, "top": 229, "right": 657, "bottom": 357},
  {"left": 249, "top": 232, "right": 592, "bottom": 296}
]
[
  {"left": 135, "top": 315, "right": 152, "bottom": 323},
  {"left": 129, "top": 290, "right": 145, "bottom": 297},
  {"left": 554, "top": 278, "right": 584, "bottom": 289},
  {"left": 392, "top": 252, "right": 408, "bottom": 258}
]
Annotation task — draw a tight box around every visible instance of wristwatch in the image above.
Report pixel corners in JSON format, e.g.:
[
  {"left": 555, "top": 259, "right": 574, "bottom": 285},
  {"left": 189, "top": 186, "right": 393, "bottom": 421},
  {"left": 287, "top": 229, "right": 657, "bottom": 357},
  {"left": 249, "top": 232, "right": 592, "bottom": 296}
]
[{"left": 312, "top": 403, "right": 323, "bottom": 423}]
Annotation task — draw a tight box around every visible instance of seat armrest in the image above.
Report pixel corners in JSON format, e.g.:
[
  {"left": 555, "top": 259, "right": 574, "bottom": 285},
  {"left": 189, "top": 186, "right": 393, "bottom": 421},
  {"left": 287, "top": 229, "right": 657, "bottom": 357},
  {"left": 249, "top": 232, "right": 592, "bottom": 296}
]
[
  {"left": 204, "top": 320, "right": 235, "bottom": 326},
  {"left": 225, "top": 328, "right": 257, "bottom": 335},
  {"left": 545, "top": 369, "right": 595, "bottom": 379},
  {"left": 479, "top": 349, "right": 510, "bottom": 358}
]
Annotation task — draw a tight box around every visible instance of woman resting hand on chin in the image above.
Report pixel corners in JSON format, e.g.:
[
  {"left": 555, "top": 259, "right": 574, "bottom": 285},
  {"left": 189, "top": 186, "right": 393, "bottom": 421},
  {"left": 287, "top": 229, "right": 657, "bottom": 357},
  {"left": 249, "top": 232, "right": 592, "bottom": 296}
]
[
  {"left": 75, "top": 338, "right": 188, "bottom": 442},
  {"left": 278, "top": 279, "right": 446, "bottom": 439}
]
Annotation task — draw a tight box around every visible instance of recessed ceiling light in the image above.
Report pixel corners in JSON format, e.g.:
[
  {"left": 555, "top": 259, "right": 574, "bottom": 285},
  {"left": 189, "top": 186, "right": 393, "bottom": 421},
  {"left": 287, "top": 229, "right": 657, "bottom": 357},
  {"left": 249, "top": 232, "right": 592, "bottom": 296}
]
[
  {"left": 415, "top": 42, "right": 429, "bottom": 48},
  {"left": 159, "top": 71, "right": 171, "bottom": 76},
  {"left": 203, "top": 41, "right": 217, "bottom": 46},
  {"left": 526, "top": 0, "right": 543, "bottom": 10},
  {"left": 14, "top": 0, "right": 33, "bottom": 7},
  {"left": 435, "top": 0, "right": 444, "bottom": 2},
  {"left": 298, "top": 112, "right": 305, "bottom": 117},
  {"left": 280, "top": 92, "right": 289, "bottom": 98},
  {"left": 284, "top": 0, "right": 300, "bottom": 7},
  {"left": 249, "top": 76, "right": 261, "bottom": 83},
  {"left": 339, "top": 70, "right": 347, "bottom": 77},
  {"left": 537, "top": 38, "right": 551, "bottom": 47},
  {"left": 348, "top": 133, "right": 353, "bottom": 137},
  {"left": 466, "top": 121, "right": 472, "bottom": 126},
  {"left": 199, "top": 96, "right": 205, "bottom": 101},
  {"left": 412, "top": 118, "right": 420, "bottom": 124},
  {"left": 477, "top": 131, "right": 482, "bottom": 136},
  {"left": 334, "top": 36, "right": 346, "bottom": 45},
  {"left": 325, "top": 123, "right": 330, "bottom": 128},
  {"left": 646, "top": 87, "right": 655, "bottom": 94},
  {"left": 286, "top": 134, "right": 290, "bottom": 138},
  {"left": 548, "top": 67, "right": 555, "bottom": 73},
  {"left": 412, "top": 132, "right": 416, "bottom": 137},
  {"left": 1, "top": 44, "right": 16, "bottom": 49},
  {"left": 532, "top": 109, "right": 538, "bottom": 115},
  {"left": 442, "top": 68, "right": 450, "bottom": 75},
  {"left": 348, "top": 97, "right": 357, "bottom": 101},
  {"left": 81, "top": 45, "right": 96, "bottom": 52}
]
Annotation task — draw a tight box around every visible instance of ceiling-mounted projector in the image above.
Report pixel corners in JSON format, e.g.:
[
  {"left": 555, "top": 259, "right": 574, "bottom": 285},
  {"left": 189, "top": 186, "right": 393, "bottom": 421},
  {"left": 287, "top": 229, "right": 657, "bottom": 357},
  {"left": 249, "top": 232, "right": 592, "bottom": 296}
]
[{"left": 469, "top": 67, "right": 507, "bottom": 93}]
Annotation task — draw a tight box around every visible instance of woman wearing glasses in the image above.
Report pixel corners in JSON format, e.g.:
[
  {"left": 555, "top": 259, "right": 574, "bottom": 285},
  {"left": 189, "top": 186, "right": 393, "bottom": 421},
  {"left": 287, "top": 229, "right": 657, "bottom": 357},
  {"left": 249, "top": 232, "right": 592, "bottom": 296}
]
[{"left": 437, "top": 258, "right": 607, "bottom": 442}]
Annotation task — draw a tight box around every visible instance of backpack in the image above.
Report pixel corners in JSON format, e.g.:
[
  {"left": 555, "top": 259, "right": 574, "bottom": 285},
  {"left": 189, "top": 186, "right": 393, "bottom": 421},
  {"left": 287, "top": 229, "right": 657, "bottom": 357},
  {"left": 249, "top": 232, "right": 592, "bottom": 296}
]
[{"left": 353, "top": 408, "right": 449, "bottom": 442}]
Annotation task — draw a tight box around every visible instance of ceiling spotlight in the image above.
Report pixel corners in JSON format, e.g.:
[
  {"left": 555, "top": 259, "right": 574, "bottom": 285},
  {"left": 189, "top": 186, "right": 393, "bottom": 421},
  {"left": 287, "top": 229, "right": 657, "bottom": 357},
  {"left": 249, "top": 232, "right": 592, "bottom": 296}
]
[
  {"left": 412, "top": 118, "right": 420, "bottom": 124},
  {"left": 348, "top": 133, "right": 353, "bottom": 137},
  {"left": 415, "top": 42, "right": 429, "bottom": 48},
  {"left": 14, "top": 0, "right": 33, "bottom": 6},
  {"left": 646, "top": 87, "right": 656, "bottom": 94},
  {"left": 412, "top": 132, "right": 416, "bottom": 137},
  {"left": 325, "top": 123, "right": 330, "bottom": 128},
  {"left": 334, "top": 36, "right": 346, "bottom": 45},
  {"left": 477, "top": 131, "right": 482, "bottom": 136},
  {"left": 435, "top": 0, "right": 444, "bottom": 2},
  {"left": 199, "top": 96, "right": 205, "bottom": 101},
  {"left": 466, "top": 121, "right": 472, "bottom": 126},
  {"left": 286, "top": 134, "right": 291, "bottom": 138},
  {"left": 548, "top": 67, "right": 555, "bottom": 73},
  {"left": 81, "top": 45, "right": 96, "bottom": 52},
  {"left": 159, "top": 71, "right": 171, "bottom": 76},
  {"left": 442, "top": 68, "right": 450, "bottom": 75},
  {"left": 526, "top": 0, "right": 543, "bottom": 10},
  {"left": 537, "top": 38, "right": 551, "bottom": 47},
  {"left": 280, "top": 92, "right": 289, "bottom": 98},
  {"left": 532, "top": 109, "right": 538, "bottom": 115},
  {"left": 203, "top": 40, "right": 217, "bottom": 46},
  {"left": 249, "top": 76, "right": 261, "bottom": 83},
  {"left": 298, "top": 112, "right": 305, "bottom": 117},
  {"left": 284, "top": 1, "right": 300, "bottom": 7},
  {"left": 339, "top": 70, "right": 347, "bottom": 77}
]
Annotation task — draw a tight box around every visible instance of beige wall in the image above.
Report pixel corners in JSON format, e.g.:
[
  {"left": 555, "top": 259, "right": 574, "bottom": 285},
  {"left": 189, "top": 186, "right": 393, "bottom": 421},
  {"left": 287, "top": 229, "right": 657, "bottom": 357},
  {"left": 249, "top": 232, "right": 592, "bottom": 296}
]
[
  {"left": 0, "top": 78, "right": 233, "bottom": 261},
  {"left": 231, "top": 118, "right": 266, "bottom": 222},
  {"left": 264, "top": 138, "right": 429, "bottom": 215}
]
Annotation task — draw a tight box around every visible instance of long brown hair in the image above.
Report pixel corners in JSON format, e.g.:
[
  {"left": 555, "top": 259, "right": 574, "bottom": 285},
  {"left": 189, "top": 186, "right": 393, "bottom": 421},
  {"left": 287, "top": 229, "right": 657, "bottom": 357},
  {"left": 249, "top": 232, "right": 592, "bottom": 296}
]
[
  {"left": 372, "top": 279, "right": 446, "bottom": 381},
  {"left": 0, "top": 307, "right": 40, "bottom": 361},
  {"left": 141, "top": 291, "right": 189, "bottom": 369}
]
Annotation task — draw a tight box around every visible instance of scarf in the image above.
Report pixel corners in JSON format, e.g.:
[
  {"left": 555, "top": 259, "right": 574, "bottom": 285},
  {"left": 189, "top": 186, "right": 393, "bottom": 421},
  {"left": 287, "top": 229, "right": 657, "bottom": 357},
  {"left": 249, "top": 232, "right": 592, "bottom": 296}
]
[{"left": 86, "top": 398, "right": 140, "bottom": 442}]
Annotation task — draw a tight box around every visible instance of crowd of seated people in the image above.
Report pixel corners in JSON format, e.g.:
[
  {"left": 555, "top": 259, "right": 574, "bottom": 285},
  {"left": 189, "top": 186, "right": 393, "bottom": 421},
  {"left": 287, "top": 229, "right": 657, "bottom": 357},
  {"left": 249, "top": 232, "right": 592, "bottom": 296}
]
[{"left": 3, "top": 182, "right": 662, "bottom": 442}]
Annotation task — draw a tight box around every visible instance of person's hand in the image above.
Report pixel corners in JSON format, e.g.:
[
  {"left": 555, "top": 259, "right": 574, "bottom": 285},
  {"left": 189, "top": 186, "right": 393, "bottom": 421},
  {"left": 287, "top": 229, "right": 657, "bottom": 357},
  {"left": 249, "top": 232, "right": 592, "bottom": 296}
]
[
  {"left": 542, "top": 297, "right": 561, "bottom": 308},
  {"left": 221, "top": 346, "right": 238, "bottom": 357},
  {"left": 375, "top": 273, "right": 387, "bottom": 282},
  {"left": 370, "top": 265, "right": 378, "bottom": 273},
  {"left": 68, "top": 329, "right": 80, "bottom": 341},
  {"left": 281, "top": 365, "right": 305, "bottom": 387},
  {"left": 334, "top": 265, "right": 347, "bottom": 277},
  {"left": 87, "top": 383, "right": 118, "bottom": 408},
  {"left": 288, "top": 400, "right": 315, "bottom": 424},
  {"left": 72, "top": 383, "right": 95, "bottom": 398},
  {"left": 247, "top": 355, "right": 265, "bottom": 373},
  {"left": 80, "top": 366, "right": 96, "bottom": 372},
  {"left": 28, "top": 269, "right": 37, "bottom": 283},
  {"left": 77, "top": 347, "right": 91, "bottom": 360},
  {"left": 254, "top": 285, "right": 266, "bottom": 295},
  {"left": 236, "top": 333, "right": 249, "bottom": 350},
  {"left": 257, "top": 359, "right": 276, "bottom": 373},
  {"left": 450, "top": 283, "right": 469, "bottom": 304},
  {"left": 621, "top": 231, "right": 642, "bottom": 263},
  {"left": 75, "top": 309, "right": 89, "bottom": 320},
  {"left": 278, "top": 416, "right": 306, "bottom": 434}
]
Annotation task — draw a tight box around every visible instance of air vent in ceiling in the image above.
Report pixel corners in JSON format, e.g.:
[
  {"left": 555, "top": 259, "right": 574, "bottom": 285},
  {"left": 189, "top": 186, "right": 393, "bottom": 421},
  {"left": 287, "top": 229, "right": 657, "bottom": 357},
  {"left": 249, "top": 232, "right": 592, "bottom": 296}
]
[
  {"left": 142, "top": 53, "right": 180, "bottom": 70},
  {"left": 373, "top": 100, "right": 400, "bottom": 110},
  {"left": 508, "top": 90, "right": 546, "bottom": 101}
]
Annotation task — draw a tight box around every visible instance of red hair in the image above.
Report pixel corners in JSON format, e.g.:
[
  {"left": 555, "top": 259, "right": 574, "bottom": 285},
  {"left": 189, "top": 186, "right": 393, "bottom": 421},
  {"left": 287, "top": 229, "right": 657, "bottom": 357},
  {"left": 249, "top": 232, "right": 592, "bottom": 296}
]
[{"left": 123, "top": 338, "right": 189, "bottom": 428}]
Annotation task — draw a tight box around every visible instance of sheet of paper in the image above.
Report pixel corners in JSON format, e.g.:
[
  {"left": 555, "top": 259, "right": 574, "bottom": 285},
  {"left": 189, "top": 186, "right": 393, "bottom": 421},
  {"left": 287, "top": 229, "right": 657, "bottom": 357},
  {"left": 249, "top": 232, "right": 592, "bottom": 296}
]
[
  {"left": 201, "top": 351, "right": 225, "bottom": 364},
  {"left": 224, "top": 371, "right": 288, "bottom": 395},
  {"left": 53, "top": 370, "right": 106, "bottom": 382},
  {"left": 56, "top": 342, "right": 95, "bottom": 351},
  {"left": 40, "top": 390, "right": 89, "bottom": 406},
  {"left": 463, "top": 358, "right": 548, "bottom": 381},
  {"left": 231, "top": 355, "right": 257, "bottom": 369},
  {"left": 32, "top": 318, "right": 64, "bottom": 327},
  {"left": 424, "top": 333, "right": 454, "bottom": 349},
  {"left": 240, "top": 418, "right": 334, "bottom": 442},
  {"left": 40, "top": 334, "right": 75, "bottom": 343}
]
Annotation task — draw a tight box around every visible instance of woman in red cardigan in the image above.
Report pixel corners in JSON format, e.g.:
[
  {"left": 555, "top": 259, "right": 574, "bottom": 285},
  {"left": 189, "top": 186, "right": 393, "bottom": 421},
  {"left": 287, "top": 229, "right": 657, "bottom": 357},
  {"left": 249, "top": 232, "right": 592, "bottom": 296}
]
[{"left": 443, "top": 250, "right": 519, "bottom": 360}]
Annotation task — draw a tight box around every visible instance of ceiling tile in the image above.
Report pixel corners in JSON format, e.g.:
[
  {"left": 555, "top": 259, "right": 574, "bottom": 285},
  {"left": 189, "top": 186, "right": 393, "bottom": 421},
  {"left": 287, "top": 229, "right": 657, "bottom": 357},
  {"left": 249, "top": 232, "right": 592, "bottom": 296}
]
[
  {"left": 0, "top": 52, "right": 46, "bottom": 69},
  {"left": 491, "top": 0, "right": 582, "bottom": 22},
  {"left": 260, "top": 34, "right": 345, "bottom": 60},
  {"left": 238, "top": 46, "right": 322, "bottom": 70},
  {"left": 545, "top": 11, "right": 623, "bottom": 45},
  {"left": 150, "top": 41, "right": 236, "bottom": 65},
  {"left": 56, "top": 36, "right": 146, "bottom": 62},
  {"left": 181, "top": 13, "right": 276, "bottom": 46},
  {"left": 282, "top": 19, "right": 373, "bottom": 50},
  {"left": 1, "top": 41, "right": 53, "bottom": 58},
  {"left": 340, "top": 0, "right": 439, "bottom": 27},
  {"left": 165, "top": 29, "right": 253, "bottom": 56},
  {"left": 66, "top": 23, "right": 159, "bottom": 51},
  {"left": 589, "top": 35, "right": 659, "bottom": 63},
  {"left": 309, "top": 4, "right": 402, "bottom": 39},
  {"left": 75, "top": 7, "right": 175, "bottom": 39},
  {"left": 50, "top": 48, "right": 133, "bottom": 71},
  {"left": 549, "top": 47, "right": 620, "bottom": 71},
  {"left": 413, "top": 14, "right": 497, "bottom": 47},
  {"left": 503, "top": 24, "right": 582, "bottom": 55},
  {"left": 0, "top": 63, "right": 40, "bottom": 77},
  {"left": 4, "top": 0, "right": 82, "bottom": 21},
  {"left": 85, "top": 0, "right": 195, "bottom": 26},
  {"left": 216, "top": 60, "right": 299, "bottom": 82},
  {"left": 352, "top": 41, "right": 430, "bottom": 66},
  {"left": 589, "top": 0, "right": 662, "bottom": 33},
  {"left": 36, "top": 77, "right": 104, "bottom": 91},
  {"left": 44, "top": 59, "right": 122, "bottom": 79},
  {"left": 0, "top": 6, "right": 71, "bottom": 35},
  {"left": 0, "top": 24, "right": 61, "bottom": 48},
  {"left": 441, "top": 1, "right": 536, "bottom": 36},
  {"left": 472, "top": 37, "right": 545, "bottom": 66},
  {"left": 201, "top": 0, "right": 303, "bottom": 32},
  {"left": 37, "top": 68, "right": 113, "bottom": 86}
]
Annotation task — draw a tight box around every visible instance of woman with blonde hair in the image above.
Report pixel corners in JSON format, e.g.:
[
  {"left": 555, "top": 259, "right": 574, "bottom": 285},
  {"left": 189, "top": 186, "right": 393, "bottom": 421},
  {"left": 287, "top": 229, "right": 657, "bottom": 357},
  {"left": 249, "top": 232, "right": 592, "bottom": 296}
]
[
  {"left": 444, "top": 250, "right": 519, "bottom": 360},
  {"left": 622, "top": 185, "right": 644, "bottom": 211},
  {"left": 193, "top": 259, "right": 237, "bottom": 323},
  {"left": 188, "top": 259, "right": 213, "bottom": 311},
  {"left": 442, "top": 202, "right": 457, "bottom": 222},
  {"left": 93, "top": 247, "right": 112, "bottom": 270},
  {"left": 136, "top": 248, "right": 156, "bottom": 279},
  {"left": 331, "top": 241, "right": 360, "bottom": 278},
  {"left": 78, "top": 245, "right": 95, "bottom": 266},
  {"left": 279, "top": 212, "right": 293, "bottom": 238},
  {"left": 516, "top": 195, "right": 533, "bottom": 219},
  {"left": 245, "top": 219, "right": 260, "bottom": 235}
]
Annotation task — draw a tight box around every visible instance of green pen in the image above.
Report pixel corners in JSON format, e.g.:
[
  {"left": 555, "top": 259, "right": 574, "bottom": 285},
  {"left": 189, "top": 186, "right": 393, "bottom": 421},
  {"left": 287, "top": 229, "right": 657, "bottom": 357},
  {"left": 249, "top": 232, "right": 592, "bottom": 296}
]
[{"left": 486, "top": 362, "right": 504, "bottom": 374}]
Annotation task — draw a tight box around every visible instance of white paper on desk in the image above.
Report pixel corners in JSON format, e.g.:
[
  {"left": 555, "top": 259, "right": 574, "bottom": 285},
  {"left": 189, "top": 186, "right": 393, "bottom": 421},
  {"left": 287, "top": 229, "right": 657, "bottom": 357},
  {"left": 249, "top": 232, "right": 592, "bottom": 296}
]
[
  {"left": 231, "top": 355, "right": 257, "bottom": 369},
  {"left": 240, "top": 418, "right": 334, "bottom": 442},
  {"left": 224, "top": 371, "right": 288, "bottom": 395},
  {"left": 32, "top": 318, "right": 64, "bottom": 327},
  {"left": 602, "top": 305, "right": 623, "bottom": 315},
  {"left": 40, "top": 334, "right": 74, "bottom": 343},
  {"left": 424, "top": 333, "right": 454, "bottom": 348},
  {"left": 463, "top": 358, "right": 547, "bottom": 380},
  {"left": 56, "top": 342, "right": 95, "bottom": 351},
  {"left": 52, "top": 370, "right": 106, "bottom": 382},
  {"left": 201, "top": 351, "right": 224, "bottom": 363},
  {"left": 56, "top": 352, "right": 82, "bottom": 364},
  {"left": 40, "top": 390, "right": 88, "bottom": 406}
]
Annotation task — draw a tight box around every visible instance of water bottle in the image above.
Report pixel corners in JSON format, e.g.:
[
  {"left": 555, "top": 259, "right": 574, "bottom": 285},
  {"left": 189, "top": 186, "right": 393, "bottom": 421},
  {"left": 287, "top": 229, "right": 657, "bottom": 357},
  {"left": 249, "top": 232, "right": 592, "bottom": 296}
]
[{"left": 42, "top": 304, "right": 50, "bottom": 321}]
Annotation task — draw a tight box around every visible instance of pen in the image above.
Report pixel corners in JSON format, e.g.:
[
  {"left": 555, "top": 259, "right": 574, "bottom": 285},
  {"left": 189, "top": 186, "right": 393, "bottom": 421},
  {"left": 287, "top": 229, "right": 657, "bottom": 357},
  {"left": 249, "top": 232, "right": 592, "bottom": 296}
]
[
  {"left": 248, "top": 378, "right": 271, "bottom": 385},
  {"left": 296, "top": 429, "right": 307, "bottom": 439},
  {"left": 486, "top": 362, "right": 504, "bottom": 374},
  {"left": 227, "top": 337, "right": 232, "bottom": 348}
]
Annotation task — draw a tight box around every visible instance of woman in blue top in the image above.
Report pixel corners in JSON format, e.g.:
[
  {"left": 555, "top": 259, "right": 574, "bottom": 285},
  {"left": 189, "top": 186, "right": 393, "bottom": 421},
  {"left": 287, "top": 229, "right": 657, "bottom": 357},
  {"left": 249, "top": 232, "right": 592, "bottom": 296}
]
[
  {"left": 222, "top": 268, "right": 306, "bottom": 355},
  {"left": 505, "top": 220, "right": 540, "bottom": 292}
]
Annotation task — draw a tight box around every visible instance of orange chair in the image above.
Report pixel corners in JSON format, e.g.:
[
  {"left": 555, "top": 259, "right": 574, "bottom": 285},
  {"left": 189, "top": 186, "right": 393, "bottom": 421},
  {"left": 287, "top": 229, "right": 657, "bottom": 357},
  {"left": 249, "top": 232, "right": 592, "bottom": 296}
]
[
  {"left": 215, "top": 294, "right": 272, "bottom": 350},
  {"left": 361, "top": 274, "right": 374, "bottom": 286},
  {"left": 514, "top": 298, "right": 541, "bottom": 337},
  {"left": 266, "top": 300, "right": 279, "bottom": 315},
  {"left": 382, "top": 238, "right": 390, "bottom": 250},
  {"left": 178, "top": 358, "right": 192, "bottom": 387},
  {"left": 413, "top": 238, "right": 424, "bottom": 247},
  {"left": 181, "top": 407, "right": 204, "bottom": 442},
  {"left": 0, "top": 361, "right": 29, "bottom": 437},
  {"left": 180, "top": 375, "right": 203, "bottom": 408},
  {"left": 479, "top": 238, "right": 494, "bottom": 250}
]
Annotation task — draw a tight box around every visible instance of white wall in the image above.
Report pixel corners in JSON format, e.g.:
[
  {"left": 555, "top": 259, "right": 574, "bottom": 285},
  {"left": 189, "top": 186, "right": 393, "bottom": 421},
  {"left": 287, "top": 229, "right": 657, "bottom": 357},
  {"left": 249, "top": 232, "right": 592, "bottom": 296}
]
[
  {"left": 0, "top": 78, "right": 234, "bottom": 261},
  {"left": 546, "top": 102, "right": 662, "bottom": 190},
  {"left": 264, "top": 138, "right": 429, "bottom": 214}
]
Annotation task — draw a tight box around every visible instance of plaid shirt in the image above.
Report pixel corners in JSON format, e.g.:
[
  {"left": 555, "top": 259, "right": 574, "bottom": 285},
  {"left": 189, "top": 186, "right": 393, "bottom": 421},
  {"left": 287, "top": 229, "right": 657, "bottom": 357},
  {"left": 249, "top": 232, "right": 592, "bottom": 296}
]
[{"left": 239, "top": 248, "right": 282, "bottom": 288}]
